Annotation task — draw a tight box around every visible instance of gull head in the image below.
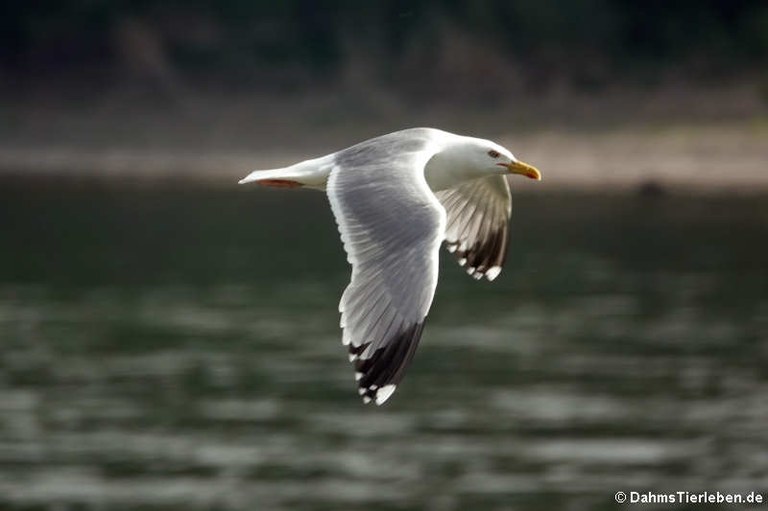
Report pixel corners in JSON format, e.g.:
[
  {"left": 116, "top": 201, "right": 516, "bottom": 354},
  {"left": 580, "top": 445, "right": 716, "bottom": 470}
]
[
  {"left": 470, "top": 139, "right": 542, "bottom": 181},
  {"left": 436, "top": 136, "right": 542, "bottom": 184}
]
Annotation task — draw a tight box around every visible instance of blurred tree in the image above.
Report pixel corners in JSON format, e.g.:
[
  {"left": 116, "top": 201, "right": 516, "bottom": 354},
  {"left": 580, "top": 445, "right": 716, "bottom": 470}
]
[{"left": 0, "top": 0, "right": 765, "bottom": 95}]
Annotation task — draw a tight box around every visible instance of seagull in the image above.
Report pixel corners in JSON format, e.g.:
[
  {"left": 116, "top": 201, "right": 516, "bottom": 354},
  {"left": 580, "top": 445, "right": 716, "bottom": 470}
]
[{"left": 239, "top": 128, "right": 541, "bottom": 405}]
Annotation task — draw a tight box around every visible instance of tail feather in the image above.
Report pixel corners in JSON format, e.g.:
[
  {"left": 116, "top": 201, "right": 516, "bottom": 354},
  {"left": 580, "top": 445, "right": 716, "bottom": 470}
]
[
  {"left": 239, "top": 167, "right": 295, "bottom": 185},
  {"left": 238, "top": 155, "right": 333, "bottom": 189}
]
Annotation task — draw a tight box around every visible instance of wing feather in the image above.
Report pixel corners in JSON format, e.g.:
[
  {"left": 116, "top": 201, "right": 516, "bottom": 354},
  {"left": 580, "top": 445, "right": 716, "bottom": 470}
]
[
  {"left": 435, "top": 175, "right": 512, "bottom": 281},
  {"left": 327, "top": 129, "right": 446, "bottom": 405}
]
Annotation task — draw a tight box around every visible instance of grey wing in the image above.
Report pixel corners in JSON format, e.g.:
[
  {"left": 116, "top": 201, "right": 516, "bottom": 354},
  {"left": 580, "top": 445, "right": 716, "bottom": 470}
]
[
  {"left": 327, "top": 139, "right": 445, "bottom": 405},
  {"left": 434, "top": 175, "right": 512, "bottom": 281}
]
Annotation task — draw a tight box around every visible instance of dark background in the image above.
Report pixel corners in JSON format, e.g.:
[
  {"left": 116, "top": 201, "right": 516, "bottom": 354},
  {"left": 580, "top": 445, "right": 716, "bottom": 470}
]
[
  {"left": 2, "top": 0, "right": 767, "bottom": 98},
  {"left": 1, "top": 4, "right": 767, "bottom": 511}
]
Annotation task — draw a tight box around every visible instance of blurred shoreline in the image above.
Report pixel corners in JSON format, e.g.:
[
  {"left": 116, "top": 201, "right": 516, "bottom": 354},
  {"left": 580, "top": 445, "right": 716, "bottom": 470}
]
[{"left": 1, "top": 86, "right": 767, "bottom": 193}]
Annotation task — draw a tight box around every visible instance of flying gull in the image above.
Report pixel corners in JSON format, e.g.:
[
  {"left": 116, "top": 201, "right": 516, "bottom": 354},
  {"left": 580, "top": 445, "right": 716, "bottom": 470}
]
[{"left": 239, "top": 128, "right": 541, "bottom": 405}]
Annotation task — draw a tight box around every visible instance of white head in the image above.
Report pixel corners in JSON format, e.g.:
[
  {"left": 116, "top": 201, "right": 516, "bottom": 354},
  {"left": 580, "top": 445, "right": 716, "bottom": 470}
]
[
  {"left": 424, "top": 135, "right": 541, "bottom": 191},
  {"left": 457, "top": 137, "right": 542, "bottom": 181}
]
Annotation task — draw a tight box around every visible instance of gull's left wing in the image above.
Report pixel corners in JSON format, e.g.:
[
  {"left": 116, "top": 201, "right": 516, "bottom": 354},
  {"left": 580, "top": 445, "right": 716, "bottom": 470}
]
[{"left": 434, "top": 176, "right": 512, "bottom": 281}]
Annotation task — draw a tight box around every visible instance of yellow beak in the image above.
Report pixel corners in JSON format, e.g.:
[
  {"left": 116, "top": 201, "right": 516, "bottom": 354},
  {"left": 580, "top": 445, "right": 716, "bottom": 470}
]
[{"left": 503, "top": 160, "right": 542, "bottom": 181}]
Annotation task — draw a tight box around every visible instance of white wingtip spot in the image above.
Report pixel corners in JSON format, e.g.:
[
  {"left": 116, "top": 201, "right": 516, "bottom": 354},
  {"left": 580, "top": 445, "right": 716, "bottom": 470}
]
[
  {"left": 375, "top": 384, "right": 397, "bottom": 405},
  {"left": 348, "top": 353, "right": 358, "bottom": 362},
  {"left": 447, "top": 245, "right": 457, "bottom": 253},
  {"left": 458, "top": 257, "right": 467, "bottom": 266},
  {"left": 486, "top": 266, "right": 501, "bottom": 281},
  {"left": 362, "top": 396, "right": 372, "bottom": 404},
  {"left": 473, "top": 272, "right": 483, "bottom": 280},
  {"left": 357, "top": 387, "right": 366, "bottom": 395},
  {"left": 467, "top": 267, "right": 475, "bottom": 276},
  {"left": 355, "top": 372, "right": 363, "bottom": 381}
]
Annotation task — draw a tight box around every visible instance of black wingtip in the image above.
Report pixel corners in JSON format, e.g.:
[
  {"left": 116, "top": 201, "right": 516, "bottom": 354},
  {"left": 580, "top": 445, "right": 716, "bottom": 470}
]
[{"left": 351, "top": 321, "right": 426, "bottom": 405}]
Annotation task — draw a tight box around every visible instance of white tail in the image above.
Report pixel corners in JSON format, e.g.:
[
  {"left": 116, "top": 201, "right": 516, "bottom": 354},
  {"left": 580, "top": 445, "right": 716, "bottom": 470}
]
[
  {"left": 238, "top": 167, "right": 295, "bottom": 184},
  {"left": 238, "top": 155, "right": 334, "bottom": 189}
]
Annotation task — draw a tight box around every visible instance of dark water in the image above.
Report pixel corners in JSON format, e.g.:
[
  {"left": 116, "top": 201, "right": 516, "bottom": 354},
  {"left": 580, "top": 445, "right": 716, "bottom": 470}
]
[{"left": 1, "top": 179, "right": 766, "bottom": 510}]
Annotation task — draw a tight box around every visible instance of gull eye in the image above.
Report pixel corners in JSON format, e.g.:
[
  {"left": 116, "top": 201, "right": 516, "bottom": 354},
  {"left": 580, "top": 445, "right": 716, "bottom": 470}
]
[{"left": 487, "top": 149, "right": 500, "bottom": 159}]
